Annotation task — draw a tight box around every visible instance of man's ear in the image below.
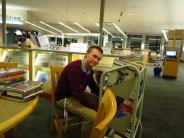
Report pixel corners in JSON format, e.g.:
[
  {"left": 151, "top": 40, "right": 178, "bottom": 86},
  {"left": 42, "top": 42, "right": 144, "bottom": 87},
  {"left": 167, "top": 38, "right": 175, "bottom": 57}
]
[{"left": 84, "top": 53, "right": 88, "bottom": 58}]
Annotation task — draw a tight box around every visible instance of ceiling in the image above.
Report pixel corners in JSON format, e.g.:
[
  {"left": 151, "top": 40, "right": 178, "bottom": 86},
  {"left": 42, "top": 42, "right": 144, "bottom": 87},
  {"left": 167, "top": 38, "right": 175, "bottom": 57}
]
[{"left": 2, "top": 0, "right": 184, "bottom": 36}]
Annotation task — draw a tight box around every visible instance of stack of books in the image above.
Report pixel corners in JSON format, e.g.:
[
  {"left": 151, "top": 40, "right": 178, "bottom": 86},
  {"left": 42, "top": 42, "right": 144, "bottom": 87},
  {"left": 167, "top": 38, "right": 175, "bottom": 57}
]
[
  {"left": 1, "top": 80, "right": 43, "bottom": 102},
  {"left": 0, "top": 68, "right": 26, "bottom": 85}
]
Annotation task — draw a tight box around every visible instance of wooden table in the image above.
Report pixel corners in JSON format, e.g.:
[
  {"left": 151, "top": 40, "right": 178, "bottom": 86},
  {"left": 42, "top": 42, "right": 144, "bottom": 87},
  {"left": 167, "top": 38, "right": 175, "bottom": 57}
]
[{"left": 0, "top": 96, "right": 39, "bottom": 138}]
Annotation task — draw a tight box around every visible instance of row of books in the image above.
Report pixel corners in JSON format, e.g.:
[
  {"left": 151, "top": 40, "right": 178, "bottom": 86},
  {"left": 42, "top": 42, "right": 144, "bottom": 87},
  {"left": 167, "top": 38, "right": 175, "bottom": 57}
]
[
  {"left": 0, "top": 68, "right": 26, "bottom": 85},
  {"left": 115, "top": 97, "right": 134, "bottom": 118},
  {"left": 0, "top": 80, "right": 43, "bottom": 102},
  {"left": 0, "top": 68, "right": 43, "bottom": 102}
]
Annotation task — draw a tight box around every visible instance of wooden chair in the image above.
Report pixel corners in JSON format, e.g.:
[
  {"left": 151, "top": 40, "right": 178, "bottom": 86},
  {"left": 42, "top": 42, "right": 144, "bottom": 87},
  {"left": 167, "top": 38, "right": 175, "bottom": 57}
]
[
  {"left": 0, "top": 62, "right": 18, "bottom": 69},
  {"left": 50, "top": 66, "right": 80, "bottom": 138},
  {"left": 89, "top": 88, "right": 117, "bottom": 138},
  {"left": 50, "top": 66, "right": 117, "bottom": 138},
  {"left": 50, "top": 66, "right": 64, "bottom": 138}
]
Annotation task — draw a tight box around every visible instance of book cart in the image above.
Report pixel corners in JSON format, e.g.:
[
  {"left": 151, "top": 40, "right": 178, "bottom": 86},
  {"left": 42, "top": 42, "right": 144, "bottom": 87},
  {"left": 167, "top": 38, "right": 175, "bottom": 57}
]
[{"left": 94, "top": 59, "right": 147, "bottom": 138}]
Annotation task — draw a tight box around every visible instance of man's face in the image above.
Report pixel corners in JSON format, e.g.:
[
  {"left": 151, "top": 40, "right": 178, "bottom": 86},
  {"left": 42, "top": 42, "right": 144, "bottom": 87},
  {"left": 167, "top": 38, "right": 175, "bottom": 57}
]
[{"left": 85, "top": 49, "right": 102, "bottom": 67}]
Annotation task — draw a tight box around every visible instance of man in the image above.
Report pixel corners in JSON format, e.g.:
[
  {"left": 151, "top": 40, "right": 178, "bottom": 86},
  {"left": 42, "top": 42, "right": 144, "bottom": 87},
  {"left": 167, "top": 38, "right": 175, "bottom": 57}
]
[{"left": 56, "top": 45, "right": 103, "bottom": 138}]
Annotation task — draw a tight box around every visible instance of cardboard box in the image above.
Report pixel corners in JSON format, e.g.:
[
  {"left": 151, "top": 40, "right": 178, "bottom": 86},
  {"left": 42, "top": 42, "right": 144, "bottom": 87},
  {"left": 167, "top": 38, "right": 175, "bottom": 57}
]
[
  {"left": 175, "top": 30, "right": 184, "bottom": 39},
  {"left": 168, "top": 30, "right": 175, "bottom": 39}
]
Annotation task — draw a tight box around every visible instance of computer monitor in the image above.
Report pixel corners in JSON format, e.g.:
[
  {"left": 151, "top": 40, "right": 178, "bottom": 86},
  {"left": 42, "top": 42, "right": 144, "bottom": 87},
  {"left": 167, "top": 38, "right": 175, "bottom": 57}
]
[
  {"left": 30, "top": 34, "right": 39, "bottom": 47},
  {"left": 36, "top": 35, "right": 50, "bottom": 48},
  {"left": 165, "top": 50, "right": 177, "bottom": 58}
]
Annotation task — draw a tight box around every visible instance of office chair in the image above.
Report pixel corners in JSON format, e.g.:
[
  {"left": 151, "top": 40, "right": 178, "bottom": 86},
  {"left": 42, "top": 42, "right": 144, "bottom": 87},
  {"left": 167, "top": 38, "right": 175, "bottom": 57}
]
[
  {"left": 0, "top": 62, "right": 18, "bottom": 69},
  {"left": 50, "top": 66, "right": 80, "bottom": 138},
  {"left": 89, "top": 88, "right": 117, "bottom": 138}
]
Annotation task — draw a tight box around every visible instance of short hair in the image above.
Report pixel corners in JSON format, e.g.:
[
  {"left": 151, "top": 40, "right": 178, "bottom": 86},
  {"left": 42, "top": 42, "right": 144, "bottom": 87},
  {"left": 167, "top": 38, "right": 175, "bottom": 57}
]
[{"left": 86, "top": 45, "right": 103, "bottom": 54}]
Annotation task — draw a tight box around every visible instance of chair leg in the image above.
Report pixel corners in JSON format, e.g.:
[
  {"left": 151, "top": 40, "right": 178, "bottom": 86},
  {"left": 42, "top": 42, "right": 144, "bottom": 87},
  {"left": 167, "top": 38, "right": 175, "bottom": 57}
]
[
  {"left": 57, "top": 119, "right": 64, "bottom": 138},
  {"left": 0, "top": 133, "right": 5, "bottom": 138},
  {"left": 50, "top": 115, "right": 56, "bottom": 133},
  {"left": 50, "top": 115, "right": 64, "bottom": 138}
]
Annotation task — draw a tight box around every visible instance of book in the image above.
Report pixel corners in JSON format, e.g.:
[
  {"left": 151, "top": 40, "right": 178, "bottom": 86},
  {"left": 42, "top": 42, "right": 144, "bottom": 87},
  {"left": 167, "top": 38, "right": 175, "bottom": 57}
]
[
  {"left": 5, "top": 86, "right": 42, "bottom": 98},
  {"left": 95, "top": 57, "right": 114, "bottom": 68},
  {"left": 4, "top": 80, "right": 43, "bottom": 93},
  {"left": 1, "top": 90, "right": 42, "bottom": 102},
  {"left": 115, "top": 96, "right": 134, "bottom": 118},
  {"left": 0, "top": 77, "right": 25, "bottom": 86},
  {"left": 35, "top": 71, "right": 49, "bottom": 83},
  {"left": 0, "top": 68, "right": 26, "bottom": 78},
  {"left": 34, "top": 53, "right": 51, "bottom": 66},
  {"left": 0, "top": 74, "right": 25, "bottom": 82},
  {"left": 50, "top": 53, "right": 68, "bottom": 66},
  {"left": 10, "top": 51, "right": 29, "bottom": 65},
  {"left": 1, "top": 80, "right": 43, "bottom": 102}
]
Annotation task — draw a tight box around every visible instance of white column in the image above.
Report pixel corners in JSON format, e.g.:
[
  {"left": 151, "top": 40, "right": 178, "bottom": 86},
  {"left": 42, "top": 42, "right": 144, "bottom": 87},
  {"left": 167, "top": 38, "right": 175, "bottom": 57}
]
[
  {"left": 123, "top": 36, "right": 127, "bottom": 48},
  {"left": 103, "top": 34, "right": 108, "bottom": 47},
  {"left": 62, "top": 34, "right": 64, "bottom": 47},
  {"left": 141, "top": 35, "right": 145, "bottom": 49},
  {"left": 77, "top": 36, "right": 83, "bottom": 43}
]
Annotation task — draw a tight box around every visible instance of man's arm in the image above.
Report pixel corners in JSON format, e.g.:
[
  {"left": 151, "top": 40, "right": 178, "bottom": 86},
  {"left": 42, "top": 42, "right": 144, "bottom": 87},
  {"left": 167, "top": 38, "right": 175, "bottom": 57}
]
[
  {"left": 88, "top": 73, "right": 99, "bottom": 96},
  {"left": 66, "top": 67, "right": 98, "bottom": 110}
]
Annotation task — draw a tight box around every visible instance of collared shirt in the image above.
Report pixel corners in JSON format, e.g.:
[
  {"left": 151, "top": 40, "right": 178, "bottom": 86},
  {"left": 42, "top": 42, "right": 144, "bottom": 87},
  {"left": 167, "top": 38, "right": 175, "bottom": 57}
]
[{"left": 81, "top": 59, "right": 91, "bottom": 75}]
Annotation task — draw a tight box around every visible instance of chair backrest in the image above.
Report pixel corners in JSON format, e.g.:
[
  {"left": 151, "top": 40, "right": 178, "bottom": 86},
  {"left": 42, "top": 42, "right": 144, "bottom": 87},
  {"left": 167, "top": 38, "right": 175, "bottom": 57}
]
[
  {"left": 0, "top": 62, "right": 18, "bottom": 69},
  {"left": 89, "top": 88, "right": 117, "bottom": 138},
  {"left": 50, "top": 66, "right": 65, "bottom": 106}
]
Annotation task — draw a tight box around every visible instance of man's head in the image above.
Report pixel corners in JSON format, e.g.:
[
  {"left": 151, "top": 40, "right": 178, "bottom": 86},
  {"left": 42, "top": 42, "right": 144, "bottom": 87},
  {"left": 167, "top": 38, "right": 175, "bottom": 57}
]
[{"left": 84, "top": 46, "right": 103, "bottom": 68}]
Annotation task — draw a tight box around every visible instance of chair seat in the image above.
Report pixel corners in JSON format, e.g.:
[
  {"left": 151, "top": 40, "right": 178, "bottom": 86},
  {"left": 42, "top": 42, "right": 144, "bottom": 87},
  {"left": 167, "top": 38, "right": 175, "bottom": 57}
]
[{"left": 54, "top": 105, "right": 81, "bottom": 123}]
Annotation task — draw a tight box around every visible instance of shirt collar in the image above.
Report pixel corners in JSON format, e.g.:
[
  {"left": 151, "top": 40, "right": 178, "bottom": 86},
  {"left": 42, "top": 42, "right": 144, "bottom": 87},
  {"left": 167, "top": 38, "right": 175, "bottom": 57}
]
[{"left": 81, "top": 59, "right": 91, "bottom": 75}]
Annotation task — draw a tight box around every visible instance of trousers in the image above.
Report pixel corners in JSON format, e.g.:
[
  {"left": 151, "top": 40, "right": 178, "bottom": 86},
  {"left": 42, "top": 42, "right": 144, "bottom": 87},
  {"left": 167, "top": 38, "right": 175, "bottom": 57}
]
[{"left": 57, "top": 92, "right": 99, "bottom": 138}]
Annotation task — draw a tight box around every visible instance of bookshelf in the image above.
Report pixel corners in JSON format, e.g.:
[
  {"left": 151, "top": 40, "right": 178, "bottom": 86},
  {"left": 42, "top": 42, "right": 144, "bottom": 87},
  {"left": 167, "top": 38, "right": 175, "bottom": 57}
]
[
  {"left": 0, "top": 46, "right": 146, "bottom": 97},
  {"left": 32, "top": 50, "right": 69, "bottom": 94},
  {"left": 0, "top": 47, "right": 31, "bottom": 80},
  {"left": 96, "top": 60, "right": 147, "bottom": 138}
]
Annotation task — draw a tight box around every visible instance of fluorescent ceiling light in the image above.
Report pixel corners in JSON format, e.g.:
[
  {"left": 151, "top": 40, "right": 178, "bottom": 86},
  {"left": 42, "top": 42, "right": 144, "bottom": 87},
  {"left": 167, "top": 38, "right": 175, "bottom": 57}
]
[
  {"left": 113, "top": 23, "right": 127, "bottom": 38},
  {"left": 40, "top": 21, "right": 63, "bottom": 33},
  {"left": 95, "top": 23, "right": 114, "bottom": 36},
  {"left": 64, "top": 33, "right": 99, "bottom": 36},
  {"left": 103, "top": 28, "right": 114, "bottom": 36},
  {"left": 95, "top": 23, "right": 100, "bottom": 27},
  {"left": 58, "top": 22, "right": 78, "bottom": 33},
  {"left": 0, "top": 20, "right": 23, "bottom": 25},
  {"left": 25, "top": 21, "right": 57, "bottom": 35},
  {"left": 74, "top": 22, "right": 91, "bottom": 33},
  {"left": 130, "top": 37, "right": 142, "bottom": 40},
  {"left": 162, "top": 30, "right": 168, "bottom": 42},
  {"left": 6, "top": 5, "right": 27, "bottom": 10}
]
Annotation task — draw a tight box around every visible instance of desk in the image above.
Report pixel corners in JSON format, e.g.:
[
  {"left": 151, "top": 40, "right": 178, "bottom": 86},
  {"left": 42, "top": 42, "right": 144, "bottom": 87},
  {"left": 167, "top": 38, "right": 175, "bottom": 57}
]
[
  {"left": 163, "top": 58, "right": 180, "bottom": 79},
  {"left": 0, "top": 96, "right": 39, "bottom": 138}
]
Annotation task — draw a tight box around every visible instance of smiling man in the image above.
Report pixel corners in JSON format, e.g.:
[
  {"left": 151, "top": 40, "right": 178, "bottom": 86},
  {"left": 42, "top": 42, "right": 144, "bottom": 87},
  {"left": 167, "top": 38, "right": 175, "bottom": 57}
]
[{"left": 56, "top": 45, "right": 103, "bottom": 138}]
